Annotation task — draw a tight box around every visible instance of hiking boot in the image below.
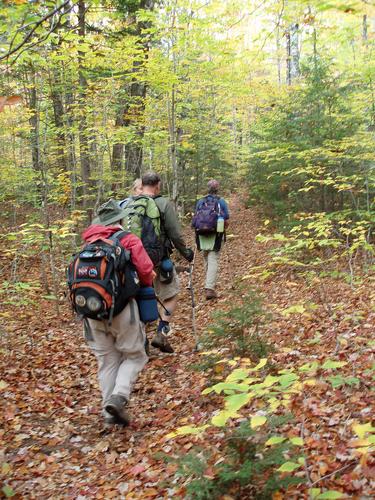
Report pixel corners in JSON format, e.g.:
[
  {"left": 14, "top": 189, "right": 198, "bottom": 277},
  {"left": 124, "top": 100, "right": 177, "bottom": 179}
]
[
  {"left": 205, "top": 288, "right": 217, "bottom": 300},
  {"left": 145, "top": 337, "right": 150, "bottom": 357},
  {"left": 104, "top": 395, "right": 130, "bottom": 426},
  {"left": 103, "top": 415, "right": 117, "bottom": 428},
  {"left": 151, "top": 327, "right": 174, "bottom": 353}
]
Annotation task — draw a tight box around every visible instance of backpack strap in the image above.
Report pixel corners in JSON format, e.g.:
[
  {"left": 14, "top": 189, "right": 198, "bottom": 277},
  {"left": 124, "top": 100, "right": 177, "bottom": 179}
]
[
  {"left": 109, "top": 230, "right": 131, "bottom": 262},
  {"left": 152, "top": 195, "right": 164, "bottom": 224},
  {"left": 124, "top": 196, "right": 158, "bottom": 218},
  {"left": 110, "top": 230, "right": 129, "bottom": 242},
  {"left": 201, "top": 195, "right": 221, "bottom": 214}
]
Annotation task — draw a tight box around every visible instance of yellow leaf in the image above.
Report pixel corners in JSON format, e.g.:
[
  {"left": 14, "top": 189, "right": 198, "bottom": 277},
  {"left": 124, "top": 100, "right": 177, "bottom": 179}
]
[
  {"left": 281, "top": 304, "right": 306, "bottom": 316},
  {"left": 212, "top": 411, "right": 238, "bottom": 427},
  {"left": 249, "top": 358, "right": 267, "bottom": 371},
  {"left": 250, "top": 415, "right": 267, "bottom": 429},
  {"left": 166, "top": 424, "right": 209, "bottom": 439},
  {"left": 0, "top": 380, "right": 9, "bottom": 390},
  {"left": 214, "top": 364, "right": 225, "bottom": 374},
  {"left": 303, "top": 379, "right": 317, "bottom": 386},
  {"left": 352, "top": 422, "right": 375, "bottom": 439}
]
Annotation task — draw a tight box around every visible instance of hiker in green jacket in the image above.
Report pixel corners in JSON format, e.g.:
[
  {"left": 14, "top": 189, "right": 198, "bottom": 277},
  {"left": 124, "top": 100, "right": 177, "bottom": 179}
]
[{"left": 141, "top": 171, "right": 194, "bottom": 353}]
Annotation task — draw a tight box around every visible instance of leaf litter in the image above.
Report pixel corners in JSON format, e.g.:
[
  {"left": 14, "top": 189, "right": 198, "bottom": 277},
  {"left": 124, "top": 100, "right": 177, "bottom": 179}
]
[{"left": 0, "top": 194, "right": 374, "bottom": 498}]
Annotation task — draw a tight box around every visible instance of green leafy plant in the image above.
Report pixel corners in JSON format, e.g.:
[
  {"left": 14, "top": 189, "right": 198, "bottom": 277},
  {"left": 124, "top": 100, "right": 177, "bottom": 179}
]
[
  {"left": 168, "top": 417, "right": 303, "bottom": 500},
  {"left": 200, "top": 289, "right": 273, "bottom": 359}
]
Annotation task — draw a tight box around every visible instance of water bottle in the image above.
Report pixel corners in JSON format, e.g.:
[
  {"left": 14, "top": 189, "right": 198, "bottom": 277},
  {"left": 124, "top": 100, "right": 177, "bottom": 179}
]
[
  {"left": 136, "top": 287, "right": 159, "bottom": 323},
  {"left": 216, "top": 216, "right": 224, "bottom": 233}
]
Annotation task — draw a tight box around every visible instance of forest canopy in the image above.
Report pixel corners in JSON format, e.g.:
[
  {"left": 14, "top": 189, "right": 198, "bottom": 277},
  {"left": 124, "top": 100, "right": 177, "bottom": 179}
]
[{"left": 1, "top": 0, "right": 373, "bottom": 215}]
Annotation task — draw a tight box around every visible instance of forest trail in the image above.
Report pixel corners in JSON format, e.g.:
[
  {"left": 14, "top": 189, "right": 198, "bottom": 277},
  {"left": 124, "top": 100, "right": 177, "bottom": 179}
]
[{"left": 1, "top": 195, "right": 374, "bottom": 499}]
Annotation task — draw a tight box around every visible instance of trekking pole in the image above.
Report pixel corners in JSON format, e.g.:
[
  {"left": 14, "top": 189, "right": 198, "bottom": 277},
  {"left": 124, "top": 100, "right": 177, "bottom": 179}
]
[
  {"left": 156, "top": 296, "right": 171, "bottom": 317},
  {"left": 187, "top": 247, "right": 200, "bottom": 351}
]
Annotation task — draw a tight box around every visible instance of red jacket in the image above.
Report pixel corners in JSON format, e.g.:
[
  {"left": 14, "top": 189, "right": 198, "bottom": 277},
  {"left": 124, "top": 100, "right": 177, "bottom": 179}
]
[{"left": 82, "top": 225, "right": 154, "bottom": 287}]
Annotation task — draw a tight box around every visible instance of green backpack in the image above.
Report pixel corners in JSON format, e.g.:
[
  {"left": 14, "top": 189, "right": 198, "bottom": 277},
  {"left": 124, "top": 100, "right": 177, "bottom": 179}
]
[{"left": 120, "top": 195, "right": 163, "bottom": 266}]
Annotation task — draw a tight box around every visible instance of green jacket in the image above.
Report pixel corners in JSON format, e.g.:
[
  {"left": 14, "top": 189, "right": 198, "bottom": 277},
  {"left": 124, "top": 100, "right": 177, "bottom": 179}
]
[{"left": 154, "top": 195, "right": 190, "bottom": 259}]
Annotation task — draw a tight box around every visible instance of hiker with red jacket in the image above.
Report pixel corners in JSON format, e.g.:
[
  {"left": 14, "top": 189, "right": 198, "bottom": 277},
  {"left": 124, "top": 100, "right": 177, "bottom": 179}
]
[
  {"left": 193, "top": 180, "right": 229, "bottom": 300},
  {"left": 82, "top": 200, "right": 155, "bottom": 427}
]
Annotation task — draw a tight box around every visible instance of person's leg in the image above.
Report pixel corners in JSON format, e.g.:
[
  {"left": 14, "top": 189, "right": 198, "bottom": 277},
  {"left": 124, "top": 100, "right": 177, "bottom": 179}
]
[
  {"left": 205, "top": 250, "right": 220, "bottom": 298},
  {"left": 159, "top": 294, "right": 177, "bottom": 322},
  {"left": 111, "top": 300, "right": 148, "bottom": 399},
  {"left": 104, "top": 300, "right": 148, "bottom": 425},
  {"left": 152, "top": 268, "right": 180, "bottom": 352},
  {"left": 85, "top": 319, "right": 121, "bottom": 418},
  {"left": 202, "top": 250, "right": 209, "bottom": 275}
]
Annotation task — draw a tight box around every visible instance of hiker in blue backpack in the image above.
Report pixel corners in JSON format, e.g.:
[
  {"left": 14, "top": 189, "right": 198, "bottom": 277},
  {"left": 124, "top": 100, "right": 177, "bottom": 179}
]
[{"left": 193, "top": 180, "right": 229, "bottom": 300}]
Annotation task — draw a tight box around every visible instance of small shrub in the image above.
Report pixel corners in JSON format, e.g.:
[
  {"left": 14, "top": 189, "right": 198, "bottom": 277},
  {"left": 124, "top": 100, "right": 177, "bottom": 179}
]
[
  {"left": 201, "top": 289, "right": 273, "bottom": 359},
  {"left": 170, "top": 418, "right": 303, "bottom": 499}
]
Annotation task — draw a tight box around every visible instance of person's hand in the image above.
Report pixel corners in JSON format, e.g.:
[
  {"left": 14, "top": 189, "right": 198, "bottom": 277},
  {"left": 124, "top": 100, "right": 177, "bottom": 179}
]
[
  {"left": 185, "top": 248, "right": 194, "bottom": 263},
  {"left": 151, "top": 270, "right": 157, "bottom": 281}
]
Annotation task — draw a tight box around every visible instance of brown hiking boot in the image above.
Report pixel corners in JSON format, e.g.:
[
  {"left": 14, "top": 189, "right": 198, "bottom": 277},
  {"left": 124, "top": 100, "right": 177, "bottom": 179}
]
[
  {"left": 151, "top": 328, "right": 174, "bottom": 353},
  {"left": 104, "top": 395, "right": 131, "bottom": 426},
  {"left": 205, "top": 288, "right": 217, "bottom": 300}
]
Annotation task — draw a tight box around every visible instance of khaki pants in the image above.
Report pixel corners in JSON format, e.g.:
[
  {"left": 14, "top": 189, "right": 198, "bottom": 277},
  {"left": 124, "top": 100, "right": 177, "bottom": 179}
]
[
  {"left": 203, "top": 250, "right": 220, "bottom": 290},
  {"left": 85, "top": 300, "right": 147, "bottom": 417},
  {"left": 154, "top": 267, "right": 180, "bottom": 301}
]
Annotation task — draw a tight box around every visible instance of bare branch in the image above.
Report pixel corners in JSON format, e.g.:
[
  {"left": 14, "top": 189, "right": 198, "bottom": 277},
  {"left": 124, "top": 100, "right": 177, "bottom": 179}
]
[{"left": 0, "top": 1, "right": 76, "bottom": 63}]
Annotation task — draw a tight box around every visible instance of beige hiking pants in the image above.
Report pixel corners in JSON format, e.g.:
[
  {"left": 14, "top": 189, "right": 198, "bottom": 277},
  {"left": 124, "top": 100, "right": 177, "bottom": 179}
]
[
  {"left": 85, "top": 300, "right": 147, "bottom": 416},
  {"left": 203, "top": 250, "right": 221, "bottom": 290}
]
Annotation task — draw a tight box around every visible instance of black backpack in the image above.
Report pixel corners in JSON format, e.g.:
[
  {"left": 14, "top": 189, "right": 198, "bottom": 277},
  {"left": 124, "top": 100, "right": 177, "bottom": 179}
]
[{"left": 67, "top": 231, "right": 140, "bottom": 323}]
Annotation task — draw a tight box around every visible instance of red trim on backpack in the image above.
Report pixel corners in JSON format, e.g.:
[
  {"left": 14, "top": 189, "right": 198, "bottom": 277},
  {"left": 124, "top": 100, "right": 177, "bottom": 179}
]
[
  {"left": 100, "top": 259, "right": 106, "bottom": 280},
  {"left": 72, "top": 282, "right": 112, "bottom": 308}
]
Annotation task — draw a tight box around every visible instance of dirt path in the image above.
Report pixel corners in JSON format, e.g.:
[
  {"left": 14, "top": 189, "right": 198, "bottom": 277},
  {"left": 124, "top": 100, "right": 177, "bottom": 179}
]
[{"left": 1, "top": 195, "right": 374, "bottom": 498}]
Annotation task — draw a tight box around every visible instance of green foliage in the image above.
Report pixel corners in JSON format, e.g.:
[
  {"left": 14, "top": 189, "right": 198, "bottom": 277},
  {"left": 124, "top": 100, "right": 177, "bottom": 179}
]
[
  {"left": 0, "top": 280, "right": 41, "bottom": 306},
  {"left": 167, "top": 354, "right": 371, "bottom": 496},
  {"left": 170, "top": 417, "right": 303, "bottom": 500},
  {"left": 200, "top": 289, "right": 273, "bottom": 359},
  {"left": 248, "top": 54, "right": 374, "bottom": 278},
  {"left": 249, "top": 57, "right": 373, "bottom": 217}
]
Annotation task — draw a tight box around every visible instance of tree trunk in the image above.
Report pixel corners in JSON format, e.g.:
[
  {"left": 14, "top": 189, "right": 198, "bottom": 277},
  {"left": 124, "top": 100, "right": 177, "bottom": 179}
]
[
  {"left": 112, "top": 106, "right": 126, "bottom": 175},
  {"left": 124, "top": 78, "right": 146, "bottom": 178},
  {"left": 362, "top": 14, "right": 368, "bottom": 44},
  {"left": 286, "top": 23, "right": 299, "bottom": 85},
  {"left": 276, "top": 24, "right": 281, "bottom": 85},
  {"left": 168, "top": 85, "right": 178, "bottom": 205},
  {"left": 111, "top": 0, "right": 155, "bottom": 183},
  {"left": 49, "top": 68, "right": 67, "bottom": 170},
  {"left": 78, "top": 0, "right": 92, "bottom": 209}
]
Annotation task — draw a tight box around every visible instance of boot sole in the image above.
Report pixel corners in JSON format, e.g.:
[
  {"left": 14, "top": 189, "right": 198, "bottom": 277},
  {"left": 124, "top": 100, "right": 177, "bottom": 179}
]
[
  {"left": 151, "top": 339, "right": 174, "bottom": 353},
  {"left": 105, "top": 404, "right": 130, "bottom": 426}
]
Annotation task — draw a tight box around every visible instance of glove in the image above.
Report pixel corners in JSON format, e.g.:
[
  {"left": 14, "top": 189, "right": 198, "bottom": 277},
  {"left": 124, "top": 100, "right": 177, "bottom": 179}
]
[{"left": 184, "top": 248, "right": 194, "bottom": 263}]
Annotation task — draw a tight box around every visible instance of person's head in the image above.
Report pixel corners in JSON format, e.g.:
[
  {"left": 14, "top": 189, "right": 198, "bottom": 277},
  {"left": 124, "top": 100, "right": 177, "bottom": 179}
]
[
  {"left": 141, "top": 171, "right": 161, "bottom": 195},
  {"left": 207, "top": 179, "right": 220, "bottom": 195},
  {"left": 92, "top": 199, "right": 126, "bottom": 226},
  {"left": 132, "top": 178, "right": 143, "bottom": 196}
]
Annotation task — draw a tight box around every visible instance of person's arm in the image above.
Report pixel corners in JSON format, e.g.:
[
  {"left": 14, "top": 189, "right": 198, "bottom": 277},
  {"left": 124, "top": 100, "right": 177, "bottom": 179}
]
[
  {"left": 219, "top": 199, "right": 229, "bottom": 219},
  {"left": 121, "top": 233, "right": 155, "bottom": 286},
  {"left": 161, "top": 199, "right": 192, "bottom": 259},
  {"left": 219, "top": 198, "right": 229, "bottom": 228}
]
